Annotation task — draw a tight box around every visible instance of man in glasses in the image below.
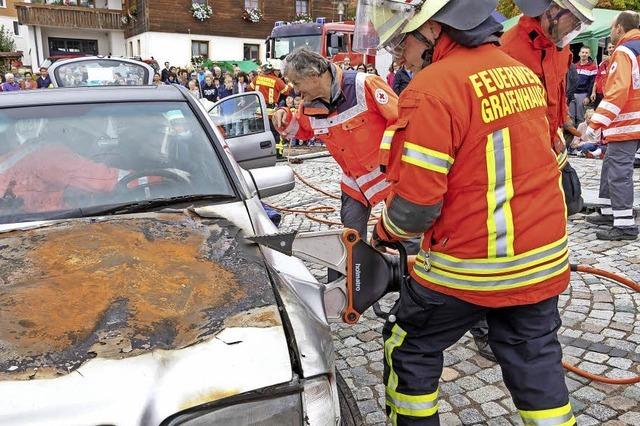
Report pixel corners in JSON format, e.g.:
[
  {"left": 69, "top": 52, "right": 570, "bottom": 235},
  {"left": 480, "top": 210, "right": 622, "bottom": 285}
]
[{"left": 356, "top": 0, "right": 577, "bottom": 424}]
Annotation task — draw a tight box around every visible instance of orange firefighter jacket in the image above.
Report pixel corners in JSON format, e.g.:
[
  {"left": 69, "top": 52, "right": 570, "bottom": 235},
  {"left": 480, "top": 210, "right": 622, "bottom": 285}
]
[
  {"left": 589, "top": 29, "right": 640, "bottom": 142},
  {"left": 376, "top": 34, "right": 570, "bottom": 308},
  {"left": 278, "top": 65, "right": 398, "bottom": 206},
  {"left": 250, "top": 73, "right": 289, "bottom": 109},
  {"left": 500, "top": 16, "right": 573, "bottom": 169}
]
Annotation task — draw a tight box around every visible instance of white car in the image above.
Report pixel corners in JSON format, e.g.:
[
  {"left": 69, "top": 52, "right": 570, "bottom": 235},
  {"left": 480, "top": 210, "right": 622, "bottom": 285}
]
[{"left": 0, "top": 85, "right": 360, "bottom": 425}]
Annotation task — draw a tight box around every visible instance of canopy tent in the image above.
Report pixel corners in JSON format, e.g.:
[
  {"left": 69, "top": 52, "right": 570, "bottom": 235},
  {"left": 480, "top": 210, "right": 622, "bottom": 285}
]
[
  {"left": 501, "top": 8, "right": 620, "bottom": 54},
  {"left": 201, "top": 60, "right": 260, "bottom": 73}
]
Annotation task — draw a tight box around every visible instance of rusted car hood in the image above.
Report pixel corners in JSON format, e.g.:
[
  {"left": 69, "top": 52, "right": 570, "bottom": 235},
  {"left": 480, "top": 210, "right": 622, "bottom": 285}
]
[{"left": 0, "top": 211, "right": 293, "bottom": 425}]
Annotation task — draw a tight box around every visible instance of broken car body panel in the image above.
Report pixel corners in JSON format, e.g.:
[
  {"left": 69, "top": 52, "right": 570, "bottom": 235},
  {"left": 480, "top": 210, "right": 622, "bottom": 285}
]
[{"left": 0, "top": 211, "right": 293, "bottom": 424}]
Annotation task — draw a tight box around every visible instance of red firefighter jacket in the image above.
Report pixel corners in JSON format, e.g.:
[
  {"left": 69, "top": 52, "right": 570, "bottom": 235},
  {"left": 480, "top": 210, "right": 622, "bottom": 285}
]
[
  {"left": 500, "top": 16, "right": 573, "bottom": 169},
  {"left": 278, "top": 65, "right": 398, "bottom": 206},
  {"left": 377, "top": 34, "right": 570, "bottom": 308}
]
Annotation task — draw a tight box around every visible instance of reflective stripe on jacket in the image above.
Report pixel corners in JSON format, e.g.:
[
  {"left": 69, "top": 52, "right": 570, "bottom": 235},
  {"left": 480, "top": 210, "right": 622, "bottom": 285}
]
[
  {"left": 590, "top": 30, "right": 640, "bottom": 142},
  {"left": 281, "top": 65, "right": 398, "bottom": 206},
  {"left": 500, "top": 16, "right": 573, "bottom": 168},
  {"left": 380, "top": 34, "right": 569, "bottom": 308},
  {"left": 250, "top": 73, "right": 289, "bottom": 109}
]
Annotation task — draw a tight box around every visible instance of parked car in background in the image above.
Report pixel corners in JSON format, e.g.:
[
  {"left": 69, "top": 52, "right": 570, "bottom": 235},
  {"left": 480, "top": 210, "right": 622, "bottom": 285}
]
[{"left": 0, "top": 84, "right": 360, "bottom": 425}]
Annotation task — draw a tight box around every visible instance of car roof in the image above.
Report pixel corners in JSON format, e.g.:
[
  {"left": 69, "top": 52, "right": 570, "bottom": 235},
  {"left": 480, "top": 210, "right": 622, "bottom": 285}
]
[{"left": 0, "top": 85, "right": 188, "bottom": 108}]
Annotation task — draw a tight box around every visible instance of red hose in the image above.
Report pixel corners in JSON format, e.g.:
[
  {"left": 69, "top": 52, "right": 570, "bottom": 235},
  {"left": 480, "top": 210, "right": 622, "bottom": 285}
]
[{"left": 563, "top": 264, "right": 640, "bottom": 384}]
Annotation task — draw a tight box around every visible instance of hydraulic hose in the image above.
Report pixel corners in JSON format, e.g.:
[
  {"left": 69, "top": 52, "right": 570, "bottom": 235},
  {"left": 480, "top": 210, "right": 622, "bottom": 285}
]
[{"left": 562, "top": 264, "right": 640, "bottom": 384}]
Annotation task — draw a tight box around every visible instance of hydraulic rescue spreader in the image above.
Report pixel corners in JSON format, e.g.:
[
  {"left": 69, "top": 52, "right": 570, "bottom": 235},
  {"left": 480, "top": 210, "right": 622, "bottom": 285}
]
[{"left": 248, "top": 228, "right": 640, "bottom": 385}]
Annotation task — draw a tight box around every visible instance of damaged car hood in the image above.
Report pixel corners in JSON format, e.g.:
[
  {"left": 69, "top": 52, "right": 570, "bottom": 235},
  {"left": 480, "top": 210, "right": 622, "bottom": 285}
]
[{"left": 0, "top": 211, "right": 292, "bottom": 425}]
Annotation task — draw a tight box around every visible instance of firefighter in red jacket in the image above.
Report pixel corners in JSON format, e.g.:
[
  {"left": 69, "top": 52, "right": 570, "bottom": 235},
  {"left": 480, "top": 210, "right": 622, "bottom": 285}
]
[
  {"left": 250, "top": 63, "right": 290, "bottom": 146},
  {"left": 273, "top": 48, "right": 398, "bottom": 245},
  {"left": 355, "top": 0, "right": 575, "bottom": 424},
  {"left": 467, "top": 0, "right": 596, "bottom": 362}
]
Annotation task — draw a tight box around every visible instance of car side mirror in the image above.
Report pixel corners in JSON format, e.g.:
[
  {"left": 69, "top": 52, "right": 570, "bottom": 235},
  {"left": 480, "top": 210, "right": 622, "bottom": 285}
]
[{"left": 248, "top": 166, "right": 295, "bottom": 198}]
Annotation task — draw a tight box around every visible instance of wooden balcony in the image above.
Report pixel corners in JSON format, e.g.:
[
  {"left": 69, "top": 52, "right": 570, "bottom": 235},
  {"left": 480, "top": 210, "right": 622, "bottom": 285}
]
[{"left": 15, "top": 2, "right": 124, "bottom": 30}]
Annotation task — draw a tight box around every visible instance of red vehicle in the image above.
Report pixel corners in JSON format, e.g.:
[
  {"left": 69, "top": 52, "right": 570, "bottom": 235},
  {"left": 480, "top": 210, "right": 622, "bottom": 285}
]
[{"left": 266, "top": 18, "right": 375, "bottom": 67}]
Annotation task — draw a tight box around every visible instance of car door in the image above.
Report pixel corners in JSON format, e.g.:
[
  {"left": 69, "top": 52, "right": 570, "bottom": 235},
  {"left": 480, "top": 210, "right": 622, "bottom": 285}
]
[{"left": 205, "top": 92, "right": 276, "bottom": 169}]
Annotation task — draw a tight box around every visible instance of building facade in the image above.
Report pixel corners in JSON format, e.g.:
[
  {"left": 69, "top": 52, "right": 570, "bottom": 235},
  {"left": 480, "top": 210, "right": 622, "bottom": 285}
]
[
  {"left": 125, "top": 0, "right": 348, "bottom": 67},
  {"left": 14, "top": 0, "right": 126, "bottom": 68},
  {"left": 0, "top": 0, "right": 30, "bottom": 65}
]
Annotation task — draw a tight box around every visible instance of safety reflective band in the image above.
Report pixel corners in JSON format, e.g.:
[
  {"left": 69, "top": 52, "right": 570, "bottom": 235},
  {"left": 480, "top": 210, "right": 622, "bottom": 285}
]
[
  {"left": 384, "top": 324, "right": 439, "bottom": 423},
  {"left": 401, "top": 142, "right": 454, "bottom": 174},
  {"left": 556, "top": 148, "right": 568, "bottom": 170},
  {"left": 426, "top": 235, "right": 568, "bottom": 274},
  {"left": 613, "top": 209, "right": 636, "bottom": 227},
  {"left": 485, "top": 128, "right": 515, "bottom": 258},
  {"left": 414, "top": 249, "right": 569, "bottom": 291},
  {"left": 519, "top": 402, "right": 575, "bottom": 426},
  {"left": 599, "top": 100, "right": 621, "bottom": 116},
  {"left": 380, "top": 129, "right": 396, "bottom": 151},
  {"left": 382, "top": 207, "right": 421, "bottom": 239}
]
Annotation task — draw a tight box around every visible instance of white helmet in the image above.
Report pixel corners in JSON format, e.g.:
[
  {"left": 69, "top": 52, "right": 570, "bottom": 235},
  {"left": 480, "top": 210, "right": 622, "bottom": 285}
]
[
  {"left": 514, "top": 0, "right": 596, "bottom": 47},
  {"left": 353, "top": 0, "right": 496, "bottom": 54}
]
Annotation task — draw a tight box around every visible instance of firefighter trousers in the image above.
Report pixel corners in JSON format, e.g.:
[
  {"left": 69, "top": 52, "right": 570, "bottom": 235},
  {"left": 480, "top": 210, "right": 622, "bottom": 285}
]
[
  {"left": 383, "top": 278, "right": 574, "bottom": 426},
  {"left": 598, "top": 140, "right": 640, "bottom": 232}
]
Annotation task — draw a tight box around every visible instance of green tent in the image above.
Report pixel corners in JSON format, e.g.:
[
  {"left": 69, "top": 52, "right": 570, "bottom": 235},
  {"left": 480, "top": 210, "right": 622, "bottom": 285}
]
[
  {"left": 501, "top": 8, "right": 620, "bottom": 54},
  {"left": 201, "top": 60, "right": 260, "bottom": 73}
]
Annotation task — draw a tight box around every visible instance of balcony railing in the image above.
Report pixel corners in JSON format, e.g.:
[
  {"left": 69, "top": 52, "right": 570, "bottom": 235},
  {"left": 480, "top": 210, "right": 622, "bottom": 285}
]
[{"left": 15, "top": 2, "right": 124, "bottom": 30}]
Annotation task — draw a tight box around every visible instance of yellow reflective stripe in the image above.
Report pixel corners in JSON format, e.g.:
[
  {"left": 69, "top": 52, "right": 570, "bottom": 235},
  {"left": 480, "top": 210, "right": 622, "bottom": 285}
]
[
  {"left": 384, "top": 324, "right": 407, "bottom": 402},
  {"left": 485, "top": 128, "right": 515, "bottom": 258},
  {"left": 402, "top": 142, "right": 454, "bottom": 174},
  {"left": 380, "top": 129, "right": 395, "bottom": 150},
  {"left": 382, "top": 207, "right": 421, "bottom": 239},
  {"left": 520, "top": 402, "right": 575, "bottom": 426},
  {"left": 414, "top": 252, "right": 569, "bottom": 291},
  {"left": 427, "top": 236, "right": 568, "bottom": 275},
  {"left": 384, "top": 324, "right": 439, "bottom": 420},
  {"left": 386, "top": 388, "right": 439, "bottom": 417},
  {"left": 557, "top": 149, "right": 568, "bottom": 169}
]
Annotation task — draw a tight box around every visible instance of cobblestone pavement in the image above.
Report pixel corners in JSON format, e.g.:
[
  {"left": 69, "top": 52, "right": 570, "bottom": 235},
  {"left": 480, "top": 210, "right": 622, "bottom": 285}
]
[{"left": 267, "top": 156, "right": 640, "bottom": 425}]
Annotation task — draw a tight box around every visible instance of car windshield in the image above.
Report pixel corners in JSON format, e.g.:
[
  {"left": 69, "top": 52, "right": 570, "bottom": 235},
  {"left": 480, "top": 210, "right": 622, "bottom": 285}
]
[
  {"left": 273, "top": 35, "right": 322, "bottom": 59},
  {"left": 54, "top": 59, "right": 150, "bottom": 87},
  {"left": 0, "top": 102, "right": 234, "bottom": 225}
]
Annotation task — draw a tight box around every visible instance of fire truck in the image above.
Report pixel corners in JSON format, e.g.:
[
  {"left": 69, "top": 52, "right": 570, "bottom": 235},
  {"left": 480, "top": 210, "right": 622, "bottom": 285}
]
[{"left": 266, "top": 18, "right": 376, "bottom": 67}]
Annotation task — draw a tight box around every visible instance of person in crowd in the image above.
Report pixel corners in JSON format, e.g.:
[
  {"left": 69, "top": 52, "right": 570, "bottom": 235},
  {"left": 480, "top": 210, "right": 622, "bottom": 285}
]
[
  {"left": 586, "top": 10, "right": 640, "bottom": 241},
  {"left": 235, "top": 72, "right": 248, "bottom": 94},
  {"left": 165, "top": 73, "right": 180, "bottom": 85},
  {"left": 152, "top": 73, "right": 164, "bottom": 86},
  {"left": 213, "top": 66, "right": 223, "bottom": 80},
  {"left": 571, "top": 109, "right": 604, "bottom": 157},
  {"left": 387, "top": 62, "right": 398, "bottom": 88},
  {"left": 187, "top": 79, "right": 201, "bottom": 98},
  {"left": 570, "top": 45, "right": 597, "bottom": 125},
  {"left": 201, "top": 75, "right": 219, "bottom": 102},
  {"left": 36, "top": 67, "right": 52, "bottom": 89},
  {"left": 196, "top": 66, "right": 207, "bottom": 85},
  {"left": 591, "top": 43, "right": 615, "bottom": 108},
  {"left": 392, "top": 64, "right": 412, "bottom": 95},
  {"left": 247, "top": 70, "right": 257, "bottom": 85},
  {"left": 356, "top": 64, "right": 366, "bottom": 72},
  {"left": 218, "top": 75, "right": 235, "bottom": 100},
  {"left": 21, "top": 72, "right": 38, "bottom": 90},
  {"left": 161, "top": 62, "right": 171, "bottom": 81},
  {"left": 232, "top": 63, "right": 241, "bottom": 77},
  {"left": 1, "top": 73, "right": 20, "bottom": 92},
  {"left": 341, "top": 57, "right": 353, "bottom": 70},
  {"left": 366, "top": 65, "right": 379, "bottom": 75}
]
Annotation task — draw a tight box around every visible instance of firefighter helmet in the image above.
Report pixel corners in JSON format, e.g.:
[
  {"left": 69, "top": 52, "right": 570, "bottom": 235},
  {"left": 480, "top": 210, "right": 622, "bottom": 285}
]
[{"left": 353, "top": 0, "right": 496, "bottom": 53}]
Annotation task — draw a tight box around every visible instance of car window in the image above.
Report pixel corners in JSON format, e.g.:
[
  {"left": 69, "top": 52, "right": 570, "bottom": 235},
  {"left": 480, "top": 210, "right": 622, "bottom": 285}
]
[
  {"left": 53, "top": 59, "right": 150, "bottom": 87},
  {"left": 208, "top": 94, "right": 266, "bottom": 139},
  {"left": 0, "top": 102, "right": 234, "bottom": 224}
]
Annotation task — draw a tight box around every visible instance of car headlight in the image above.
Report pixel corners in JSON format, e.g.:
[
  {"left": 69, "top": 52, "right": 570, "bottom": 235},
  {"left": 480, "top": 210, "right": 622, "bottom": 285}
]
[
  {"left": 163, "top": 376, "right": 339, "bottom": 426},
  {"left": 303, "top": 376, "right": 340, "bottom": 426},
  {"left": 165, "top": 391, "right": 302, "bottom": 425}
]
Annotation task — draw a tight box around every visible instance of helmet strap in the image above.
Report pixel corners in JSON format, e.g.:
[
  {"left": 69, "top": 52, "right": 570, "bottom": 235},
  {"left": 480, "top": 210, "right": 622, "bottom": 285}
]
[{"left": 410, "top": 28, "right": 440, "bottom": 69}]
